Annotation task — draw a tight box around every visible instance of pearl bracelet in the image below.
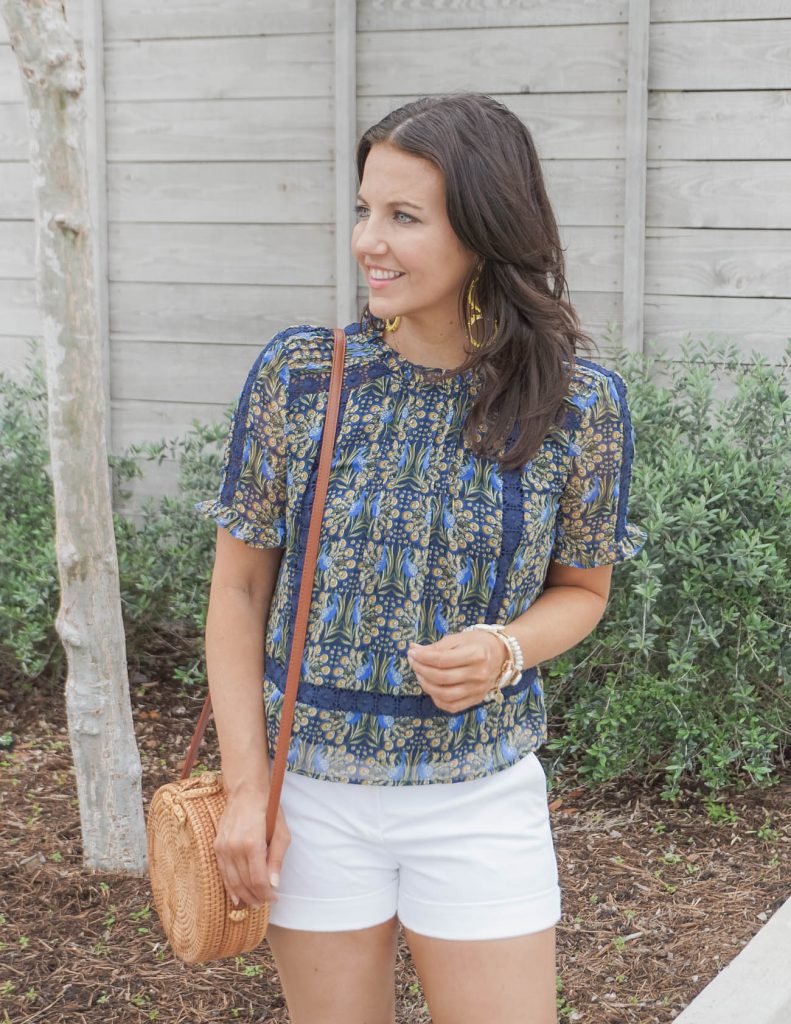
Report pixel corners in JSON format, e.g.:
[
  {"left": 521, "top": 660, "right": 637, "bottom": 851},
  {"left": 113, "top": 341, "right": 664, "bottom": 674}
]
[{"left": 462, "top": 623, "right": 525, "bottom": 705}]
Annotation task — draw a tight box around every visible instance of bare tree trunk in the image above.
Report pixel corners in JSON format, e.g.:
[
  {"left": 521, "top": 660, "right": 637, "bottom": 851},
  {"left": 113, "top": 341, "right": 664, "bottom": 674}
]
[{"left": 1, "top": 0, "right": 146, "bottom": 872}]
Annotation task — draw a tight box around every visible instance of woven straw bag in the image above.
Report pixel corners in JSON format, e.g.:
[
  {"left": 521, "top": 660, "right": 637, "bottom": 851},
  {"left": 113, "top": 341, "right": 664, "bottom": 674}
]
[{"left": 147, "top": 327, "right": 347, "bottom": 964}]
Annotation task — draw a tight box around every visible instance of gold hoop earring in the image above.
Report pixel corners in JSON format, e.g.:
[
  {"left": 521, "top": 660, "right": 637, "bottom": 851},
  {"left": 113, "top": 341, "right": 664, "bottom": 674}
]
[
  {"left": 384, "top": 315, "right": 401, "bottom": 332},
  {"left": 466, "top": 265, "right": 499, "bottom": 348},
  {"left": 466, "top": 272, "right": 484, "bottom": 348}
]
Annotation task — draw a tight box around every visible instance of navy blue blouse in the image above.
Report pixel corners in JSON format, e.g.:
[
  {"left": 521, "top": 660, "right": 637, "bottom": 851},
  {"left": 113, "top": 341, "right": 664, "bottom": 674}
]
[{"left": 193, "top": 315, "right": 647, "bottom": 785}]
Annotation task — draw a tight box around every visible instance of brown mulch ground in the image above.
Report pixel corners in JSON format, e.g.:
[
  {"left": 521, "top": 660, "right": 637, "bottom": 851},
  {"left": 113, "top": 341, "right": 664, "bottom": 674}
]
[{"left": 1, "top": 675, "right": 789, "bottom": 1024}]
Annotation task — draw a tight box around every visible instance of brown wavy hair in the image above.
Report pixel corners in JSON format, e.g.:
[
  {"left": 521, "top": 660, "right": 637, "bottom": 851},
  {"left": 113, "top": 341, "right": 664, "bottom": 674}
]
[{"left": 356, "top": 92, "right": 598, "bottom": 472}]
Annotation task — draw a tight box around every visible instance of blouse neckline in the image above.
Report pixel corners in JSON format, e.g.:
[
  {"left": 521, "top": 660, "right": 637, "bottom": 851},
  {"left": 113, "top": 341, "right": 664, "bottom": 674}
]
[{"left": 359, "top": 314, "right": 482, "bottom": 390}]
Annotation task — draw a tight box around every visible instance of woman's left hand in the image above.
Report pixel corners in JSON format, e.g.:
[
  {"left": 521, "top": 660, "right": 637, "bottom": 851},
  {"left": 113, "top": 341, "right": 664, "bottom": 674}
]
[{"left": 407, "top": 632, "right": 506, "bottom": 713}]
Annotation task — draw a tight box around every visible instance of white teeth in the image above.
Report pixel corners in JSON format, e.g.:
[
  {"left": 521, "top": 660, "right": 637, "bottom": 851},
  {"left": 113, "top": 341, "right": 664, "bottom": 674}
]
[{"left": 369, "top": 269, "right": 403, "bottom": 280}]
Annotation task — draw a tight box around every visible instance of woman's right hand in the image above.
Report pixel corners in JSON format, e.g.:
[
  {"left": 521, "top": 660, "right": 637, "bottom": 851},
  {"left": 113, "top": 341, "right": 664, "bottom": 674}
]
[{"left": 213, "top": 788, "right": 291, "bottom": 910}]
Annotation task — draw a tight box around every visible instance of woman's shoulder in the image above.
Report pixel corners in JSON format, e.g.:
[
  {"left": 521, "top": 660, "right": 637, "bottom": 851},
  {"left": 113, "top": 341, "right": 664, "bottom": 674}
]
[
  {"left": 265, "top": 322, "right": 357, "bottom": 374},
  {"left": 563, "top": 356, "right": 630, "bottom": 406},
  {"left": 556, "top": 356, "right": 629, "bottom": 433}
]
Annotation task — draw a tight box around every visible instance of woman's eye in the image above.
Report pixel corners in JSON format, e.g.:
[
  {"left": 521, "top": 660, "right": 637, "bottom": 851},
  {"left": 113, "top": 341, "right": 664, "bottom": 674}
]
[{"left": 354, "top": 204, "right": 413, "bottom": 223}]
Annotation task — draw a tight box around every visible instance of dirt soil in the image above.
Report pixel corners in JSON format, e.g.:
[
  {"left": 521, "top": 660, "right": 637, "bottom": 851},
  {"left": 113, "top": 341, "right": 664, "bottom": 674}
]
[{"left": 1, "top": 676, "right": 789, "bottom": 1024}]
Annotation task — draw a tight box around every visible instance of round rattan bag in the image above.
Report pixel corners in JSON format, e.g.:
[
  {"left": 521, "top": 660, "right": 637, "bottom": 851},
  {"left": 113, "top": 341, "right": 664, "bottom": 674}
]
[{"left": 147, "top": 771, "right": 269, "bottom": 964}]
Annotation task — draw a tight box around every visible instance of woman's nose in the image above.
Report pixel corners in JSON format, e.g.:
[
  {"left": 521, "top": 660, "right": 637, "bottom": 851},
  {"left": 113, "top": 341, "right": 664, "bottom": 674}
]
[{"left": 354, "top": 216, "right": 389, "bottom": 253}]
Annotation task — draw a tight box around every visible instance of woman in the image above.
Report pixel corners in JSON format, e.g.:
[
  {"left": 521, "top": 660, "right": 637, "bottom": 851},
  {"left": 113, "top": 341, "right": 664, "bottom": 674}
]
[{"left": 194, "top": 92, "right": 647, "bottom": 1024}]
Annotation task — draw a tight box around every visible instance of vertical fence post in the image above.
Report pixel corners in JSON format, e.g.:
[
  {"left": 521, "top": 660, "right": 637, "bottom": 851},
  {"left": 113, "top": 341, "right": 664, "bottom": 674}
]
[
  {"left": 82, "top": 0, "right": 112, "bottom": 455},
  {"left": 335, "top": 0, "right": 358, "bottom": 328},
  {"left": 622, "top": 0, "right": 650, "bottom": 354}
]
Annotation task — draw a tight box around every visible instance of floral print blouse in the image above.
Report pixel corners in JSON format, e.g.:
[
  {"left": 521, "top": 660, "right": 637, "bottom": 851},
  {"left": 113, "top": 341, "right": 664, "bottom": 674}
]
[{"left": 193, "top": 314, "right": 648, "bottom": 786}]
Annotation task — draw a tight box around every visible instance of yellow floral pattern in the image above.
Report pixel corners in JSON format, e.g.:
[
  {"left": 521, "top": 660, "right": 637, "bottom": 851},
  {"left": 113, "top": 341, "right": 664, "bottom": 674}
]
[{"left": 193, "top": 316, "right": 647, "bottom": 786}]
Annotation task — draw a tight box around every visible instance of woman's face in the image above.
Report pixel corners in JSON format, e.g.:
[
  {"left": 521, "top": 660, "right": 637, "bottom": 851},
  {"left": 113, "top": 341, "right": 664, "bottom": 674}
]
[{"left": 352, "top": 142, "right": 479, "bottom": 341}]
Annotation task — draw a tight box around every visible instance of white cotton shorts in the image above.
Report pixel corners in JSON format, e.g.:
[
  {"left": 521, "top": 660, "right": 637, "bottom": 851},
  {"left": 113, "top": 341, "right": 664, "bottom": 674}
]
[{"left": 265, "top": 751, "right": 562, "bottom": 941}]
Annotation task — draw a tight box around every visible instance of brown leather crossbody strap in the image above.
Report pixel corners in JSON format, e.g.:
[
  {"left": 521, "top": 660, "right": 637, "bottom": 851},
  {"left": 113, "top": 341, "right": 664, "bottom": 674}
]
[{"left": 178, "top": 327, "right": 347, "bottom": 847}]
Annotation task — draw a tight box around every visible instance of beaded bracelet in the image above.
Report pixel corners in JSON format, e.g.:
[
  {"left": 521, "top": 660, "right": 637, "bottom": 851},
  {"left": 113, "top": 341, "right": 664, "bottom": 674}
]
[{"left": 462, "top": 623, "right": 525, "bottom": 705}]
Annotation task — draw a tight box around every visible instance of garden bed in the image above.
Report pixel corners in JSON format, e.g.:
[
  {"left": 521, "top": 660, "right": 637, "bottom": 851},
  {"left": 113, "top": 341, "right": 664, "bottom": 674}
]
[{"left": 1, "top": 677, "right": 788, "bottom": 1023}]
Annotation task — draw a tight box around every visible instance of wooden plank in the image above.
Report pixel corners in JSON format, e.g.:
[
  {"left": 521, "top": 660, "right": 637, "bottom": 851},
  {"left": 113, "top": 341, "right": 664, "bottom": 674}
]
[
  {"left": 104, "top": 0, "right": 332, "bottom": 40},
  {"left": 0, "top": 157, "right": 395, "bottom": 226},
  {"left": 0, "top": 44, "right": 22, "bottom": 102},
  {"left": 0, "top": 222, "right": 34, "bottom": 277},
  {"left": 540, "top": 160, "right": 624, "bottom": 224},
  {"left": 0, "top": 104, "right": 28, "bottom": 160},
  {"left": 648, "top": 91, "right": 791, "bottom": 160},
  {"left": 83, "top": 0, "right": 113, "bottom": 454},
  {"left": 107, "top": 223, "right": 334, "bottom": 286},
  {"left": 644, "top": 294, "right": 791, "bottom": 363},
  {"left": 650, "top": 20, "right": 791, "bottom": 90},
  {"left": 0, "top": 161, "right": 31, "bottom": 218},
  {"left": 335, "top": 0, "right": 358, "bottom": 328},
  {"left": 645, "top": 229, "right": 791, "bottom": 298},
  {"left": 106, "top": 161, "right": 333, "bottom": 223},
  {"left": 104, "top": 34, "right": 333, "bottom": 102},
  {"left": 653, "top": 1, "right": 791, "bottom": 22},
  {"left": 558, "top": 226, "right": 624, "bottom": 292},
  {"left": 358, "top": 92, "right": 626, "bottom": 159},
  {"left": 110, "top": 339, "right": 294, "bottom": 403},
  {"left": 622, "top": 0, "right": 650, "bottom": 353},
  {"left": 357, "top": 25, "right": 626, "bottom": 95},
  {"left": 104, "top": 98, "right": 329, "bottom": 163},
  {"left": 104, "top": 98, "right": 333, "bottom": 162},
  {"left": 112, "top": 398, "right": 233, "bottom": 448},
  {"left": 647, "top": 161, "right": 791, "bottom": 229},
  {"left": 0, "top": 334, "right": 44, "bottom": 380},
  {"left": 0, "top": 278, "right": 39, "bottom": 335},
  {"left": 109, "top": 283, "right": 334, "bottom": 342},
  {"left": 358, "top": 0, "right": 626, "bottom": 30}
]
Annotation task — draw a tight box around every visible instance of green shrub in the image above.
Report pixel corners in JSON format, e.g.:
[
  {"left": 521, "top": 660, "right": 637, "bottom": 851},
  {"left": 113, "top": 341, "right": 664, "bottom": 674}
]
[
  {"left": 544, "top": 334, "right": 791, "bottom": 799},
  {"left": 0, "top": 345, "right": 60, "bottom": 680},
  {"left": 0, "top": 340, "right": 230, "bottom": 691},
  {"left": 2, "top": 334, "right": 789, "bottom": 798}
]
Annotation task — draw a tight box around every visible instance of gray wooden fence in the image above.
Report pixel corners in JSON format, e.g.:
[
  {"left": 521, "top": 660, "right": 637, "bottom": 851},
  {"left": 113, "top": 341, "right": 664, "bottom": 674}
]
[{"left": 1, "top": 1, "right": 789, "bottom": 508}]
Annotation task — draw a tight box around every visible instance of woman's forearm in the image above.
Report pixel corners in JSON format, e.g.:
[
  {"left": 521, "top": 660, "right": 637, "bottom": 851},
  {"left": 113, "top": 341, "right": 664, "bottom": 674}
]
[
  {"left": 505, "top": 584, "right": 608, "bottom": 668},
  {"left": 205, "top": 584, "right": 272, "bottom": 797}
]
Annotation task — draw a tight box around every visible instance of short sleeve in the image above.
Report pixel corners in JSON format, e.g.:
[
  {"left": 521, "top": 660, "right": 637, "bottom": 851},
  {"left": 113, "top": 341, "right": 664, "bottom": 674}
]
[
  {"left": 192, "top": 329, "right": 290, "bottom": 549},
  {"left": 550, "top": 366, "right": 648, "bottom": 568}
]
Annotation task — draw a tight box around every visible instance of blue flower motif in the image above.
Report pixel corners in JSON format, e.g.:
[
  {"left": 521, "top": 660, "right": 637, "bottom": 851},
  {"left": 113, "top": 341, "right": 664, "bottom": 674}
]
[
  {"left": 388, "top": 752, "right": 407, "bottom": 782},
  {"left": 349, "top": 491, "right": 366, "bottom": 518},
  {"left": 581, "top": 475, "right": 601, "bottom": 504},
  {"left": 355, "top": 654, "right": 373, "bottom": 685},
  {"left": 321, "top": 592, "right": 340, "bottom": 623},
  {"left": 385, "top": 657, "right": 403, "bottom": 690},
  {"left": 416, "top": 752, "right": 435, "bottom": 782},
  {"left": 570, "top": 388, "right": 598, "bottom": 413},
  {"left": 403, "top": 550, "right": 419, "bottom": 579},
  {"left": 499, "top": 734, "right": 518, "bottom": 763},
  {"left": 456, "top": 555, "right": 472, "bottom": 587}
]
